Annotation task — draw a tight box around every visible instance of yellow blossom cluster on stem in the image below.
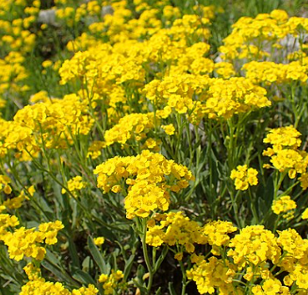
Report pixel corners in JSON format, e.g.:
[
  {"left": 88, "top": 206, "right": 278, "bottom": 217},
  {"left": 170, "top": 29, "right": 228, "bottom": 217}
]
[
  {"left": 98, "top": 270, "right": 124, "bottom": 295},
  {"left": 251, "top": 278, "right": 290, "bottom": 294},
  {"left": 3, "top": 185, "right": 35, "bottom": 210},
  {"left": 161, "top": 124, "right": 175, "bottom": 135},
  {"left": 59, "top": 44, "right": 145, "bottom": 93},
  {"left": 94, "top": 150, "right": 194, "bottom": 219},
  {"left": 0, "top": 174, "right": 12, "bottom": 194},
  {"left": 62, "top": 176, "right": 87, "bottom": 198},
  {"left": 203, "top": 220, "right": 237, "bottom": 249},
  {"left": 21, "top": 263, "right": 98, "bottom": 295},
  {"left": 228, "top": 225, "right": 281, "bottom": 268},
  {"left": 0, "top": 93, "right": 94, "bottom": 160},
  {"left": 271, "top": 196, "right": 297, "bottom": 219},
  {"left": 243, "top": 60, "right": 308, "bottom": 85},
  {"left": 185, "top": 224, "right": 308, "bottom": 292},
  {"left": 77, "top": 3, "right": 213, "bottom": 46},
  {"left": 0, "top": 52, "right": 29, "bottom": 103},
  {"left": 187, "top": 256, "right": 237, "bottom": 294},
  {"left": 144, "top": 73, "right": 209, "bottom": 116},
  {"left": 146, "top": 211, "right": 207, "bottom": 251},
  {"left": 277, "top": 229, "right": 308, "bottom": 289},
  {"left": 230, "top": 165, "right": 258, "bottom": 190},
  {"left": 146, "top": 212, "right": 237, "bottom": 256},
  {"left": 219, "top": 10, "right": 308, "bottom": 62},
  {"left": 201, "top": 77, "right": 271, "bottom": 120},
  {"left": 103, "top": 113, "right": 156, "bottom": 147},
  {"left": 263, "top": 126, "right": 308, "bottom": 189},
  {"left": 145, "top": 75, "right": 271, "bottom": 123},
  {"left": 187, "top": 224, "right": 308, "bottom": 293},
  {"left": 0, "top": 216, "right": 64, "bottom": 261},
  {"left": 0, "top": 0, "right": 38, "bottom": 53},
  {"left": 86, "top": 141, "right": 106, "bottom": 160}
]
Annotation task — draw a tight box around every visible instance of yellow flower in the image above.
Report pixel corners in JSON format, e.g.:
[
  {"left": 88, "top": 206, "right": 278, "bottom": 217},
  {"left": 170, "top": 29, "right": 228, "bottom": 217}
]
[
  {"left": 174, "top": 252, "right": 183, "bottom": 261},
  {"left": 42, "top": 60, "right": 53, "bottom": 68},
  {"left": 302, "top": 208, "right": 308, "bottom": 219},
  {"left": 161, "top": 124, "right": 175, "bottom": 135},
  {"left": 94, "top": 237, "right": 105, "bottom": 246}
]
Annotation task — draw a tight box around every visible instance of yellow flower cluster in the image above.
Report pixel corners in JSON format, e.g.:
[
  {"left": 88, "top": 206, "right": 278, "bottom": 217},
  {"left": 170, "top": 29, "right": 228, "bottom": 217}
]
[
  {"left": 252, "top": 278, "right": 290, "bottom": 294},
  {"left": 228, "top": 225, "right": 281, "bottom": 268},
  {"left": 86, "top": 141, "right": 105, "bottom": 160},
  {"left": 0, "top": 0, "right": 38, "bottom": 54},
  {"left": 0, "top": 217, "right": 63, "bottom": 261},
  {"left": 146, "top": 211, "right": 207, "bottom": 251},
  {"left": 56, "top": 0, "right": 102, "bottom": 27},
  {"left": 21, "top": 263, "right": 98, "bottom": 295},
  {"left": 80, "top": 3, "right": 212, "bottom": 46},
  {"left": 59, "top": 44, "right": 145, "bottom": 94},
  {"left": 263, "top": 126, "right": 308, "bottom": 189},
  {"left": 0, "top": 0, "right": 41, "bottom": 104},
  {"left": 144, "top": 73, "right": 209, "bottom": 116},
  {"left": 243, "top": 60, "right": 308, "bottom": 85},
  {"left": 0, "top": 93, "right": 94, "bottom": 160},
  {"left": 263, "top": 125, "right": 302, "bottom": 150},
  {"left": 145, "top": 75, "right": 270, "bottom": 122},
  {"left": 214, "top": 62, "right": 236, "bottom": 79},
  {"left": 187, "top": 256, "right": 237, "bottom": 294},
  {"left": 98, "top": 270, "right": 124, "bottom": 295},
  {"left": 219, "top": 10, "right": 308, "bottom": 61},
  {"left": 230, "top": 165, "right": 258, "bottom": 190},
  {"left": 203, "top": 220, "right": 237, "bottom": 248},
  {"left": 0, "top": 209, "right": 19, "bottom": 236},
  {"left": 146, "top": 212, "right": 237, "bottom": 257},
  {"left": 59, "top": 4, "right": 216, "bottom": 128},
  {"left": 104, "top": 113, "right": 155, "bottom": 147},
  {"left": 94, "top": 150, "right": 194, "bottom": 219},
  {"left": 277, "top": 229, "right": 308, "bottom": 289},
  {"left": 3, "top": 185, "right": 35, "bottom": 210},
  {"left": 272, "top": 196, "right": 297, "bottom": 219},
  {"left": 201, "top": 77, "right": 271, "bottom": 119},
  {"left": 186, "top": 224, "right": 308, "bottom": 293},
  {"left": 0, "top": 52, "right": 29, "bottom": 102},
  {"left": 62, "top": 176, "right": 87, "bottom": 197},
  {"left": 0, "top": 174, "right": 12, "bottom": 194}
]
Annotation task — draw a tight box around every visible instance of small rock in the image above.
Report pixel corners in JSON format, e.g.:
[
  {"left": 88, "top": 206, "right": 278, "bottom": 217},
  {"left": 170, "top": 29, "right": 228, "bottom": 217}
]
[
  {"left": 38, "top": 9, "right": 57, "bottom": 25},
  {"left": 101, "top": 5, "right": 114, "bottom": 18}
]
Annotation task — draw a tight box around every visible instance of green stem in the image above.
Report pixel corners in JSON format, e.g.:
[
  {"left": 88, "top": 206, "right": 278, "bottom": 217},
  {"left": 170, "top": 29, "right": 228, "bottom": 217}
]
[
  {"left": 230, "top": 189, "right": 241, "bottom": 228},
  {"left": 273, "top": 214, "right": 281, "bottom": 233},
  {"left": 248, "top": 188, "right": 258, "bottom": 224},
  {"left": 274, "top": 171, "right": 287, "bottom": 200},
  {"left": 175, "top": 114, "right": 183, "bottom": 163},
  {"left": 185, "top": 122, "right": 193, "bottom": 169},
  {"left": 179, "top": 260, "right": 187, "bottom": 295},
  {"left": 141, "top": 218, "right": 154, "bottom": 294}
]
